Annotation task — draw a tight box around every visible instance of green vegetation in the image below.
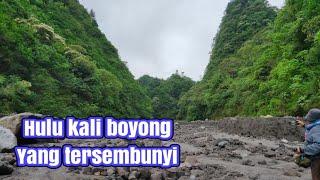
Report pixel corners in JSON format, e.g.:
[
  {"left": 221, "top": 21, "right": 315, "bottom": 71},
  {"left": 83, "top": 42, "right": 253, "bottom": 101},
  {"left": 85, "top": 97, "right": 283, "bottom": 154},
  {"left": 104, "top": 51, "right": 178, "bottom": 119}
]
[
  {"left": 179, "top": 0, "right": 320, "bottom": 120},
  {"left": 138, "top": 73, "right": 194, "bottom": 119},
  {"left": 0, "top": 0, "right": 152, "bottom": 117},
  {"left": 2, "top": 0, "right": 319, "bottom": 121}
]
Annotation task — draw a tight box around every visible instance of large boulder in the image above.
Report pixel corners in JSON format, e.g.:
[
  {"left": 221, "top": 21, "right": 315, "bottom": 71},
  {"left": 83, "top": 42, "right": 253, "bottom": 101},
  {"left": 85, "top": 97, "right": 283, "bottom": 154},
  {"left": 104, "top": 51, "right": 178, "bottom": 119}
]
[
  {"left": 0, "top": 126, "right": 17, "bottom": 153},
  {"left": 0, "top": 160, "right": 13, "bottom": 175},
  {"left": 0, "top": 113, "right": 43, "bottom": 136}
]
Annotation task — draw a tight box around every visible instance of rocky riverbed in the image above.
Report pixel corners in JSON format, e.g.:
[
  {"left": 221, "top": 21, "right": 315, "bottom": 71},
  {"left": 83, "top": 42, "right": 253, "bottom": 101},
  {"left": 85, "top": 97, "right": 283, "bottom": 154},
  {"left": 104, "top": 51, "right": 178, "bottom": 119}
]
[{"left": 0, "top": 114, "right": 312, "bottom": 180}]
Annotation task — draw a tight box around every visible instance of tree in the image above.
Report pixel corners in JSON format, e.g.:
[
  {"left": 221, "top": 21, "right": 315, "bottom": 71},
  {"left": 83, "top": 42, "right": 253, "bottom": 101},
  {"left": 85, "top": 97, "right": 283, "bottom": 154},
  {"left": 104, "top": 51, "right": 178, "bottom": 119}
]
[
  {"left": 90, "top": 9, "right": 96, "bottom": 19},
  {"left": 138, "top": 74, "right": 194, "bottom": 119}
]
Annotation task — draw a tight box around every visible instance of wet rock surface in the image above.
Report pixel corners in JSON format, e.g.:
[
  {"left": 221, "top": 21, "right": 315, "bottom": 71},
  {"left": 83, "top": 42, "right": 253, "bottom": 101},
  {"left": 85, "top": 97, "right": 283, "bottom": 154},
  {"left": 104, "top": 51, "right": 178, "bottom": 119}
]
[
  {"left": 0, "top": 160, "right": 14, "bottom": 175},
  {"left": 0, "top": 126, "right": 17, "bottom": 153},
  {"left": 0, "top": 117, "right": 311, "bottom": 179}
]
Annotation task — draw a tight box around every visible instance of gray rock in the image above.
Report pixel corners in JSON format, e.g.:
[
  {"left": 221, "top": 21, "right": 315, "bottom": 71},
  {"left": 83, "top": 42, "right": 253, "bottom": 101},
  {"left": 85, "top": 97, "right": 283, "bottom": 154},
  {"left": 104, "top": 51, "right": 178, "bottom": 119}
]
[
  {"left": 175, "top": 122, "right": 180, "bottom": 129},
  {"left": 0, "top": 126, "right": 17, "bottom": 152},
  {"left": 150, "top": 172, "right": 162, "bottom": 180},
  {"left": 128, "top": 171, "right": 138, "bottom": 180},
  {"left": 189, "top": 174, "right": 196, "bottom": 180},
  {"left": 100, "top": 170, "right": 108, "bottom": 176},
  {"left": 249, "top": 174, "right": 260, "bottom": 180},
  {"left": 139, "top": 168, "right": 151, "bottom": 179},
  {"left": 82, "top": 167, "right": 93, "bottom": 175},
  {"left": 0, "top": 113, "right": 43, "bottom": 136},
  {"left": 0, "top": 154, "right": 16, "bottom": 165},
  {"left": 178, "top": 176, "right": 189, "bottom": 180},
  {"left": 116, "top": 167, "right": 129, "bottom": 178},
  {"left": 281, "top": 139, "right": 289, "bottom": 144},
  {"left": 215, "top": 138, "right": 229, "bottom": 145},
  {"left": 283, "top": 170, "right": 301, "bottom": 177},
  {"left": 217, "top": 140, "right": 229, "bottom": 148},
  {"left": 258, "top": 160, "right": 267, "bottom": 165},
  {"left": 242, "top": 159, "right": 255, "bottom": 166},
  {"left": 264, "top": 151, "right": 276, "bottom": 158},
  {"left": 184, "top": 156, "right": 200, "bottom": 167},
  {"left": 190, "top": 169, "right": 203, "bottom": 177},
  {"left": 107, "top": 167, "right": 115, "bottom": 176},
  {"left": 0, "top": 160, "right": 13, "bottom": 175}
]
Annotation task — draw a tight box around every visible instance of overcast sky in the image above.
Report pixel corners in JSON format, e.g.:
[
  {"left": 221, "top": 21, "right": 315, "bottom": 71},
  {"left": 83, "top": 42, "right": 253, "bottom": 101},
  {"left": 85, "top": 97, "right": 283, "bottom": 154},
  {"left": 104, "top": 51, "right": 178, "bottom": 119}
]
[{"left": 79, "top": 0, "right": 284, "bottom": 80}]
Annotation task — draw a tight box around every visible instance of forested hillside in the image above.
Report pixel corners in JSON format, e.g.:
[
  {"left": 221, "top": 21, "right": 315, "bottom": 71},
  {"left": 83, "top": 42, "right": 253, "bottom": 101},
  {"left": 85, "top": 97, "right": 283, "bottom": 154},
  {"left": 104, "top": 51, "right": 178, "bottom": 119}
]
[
  {"left": 179, "top": 0, "right": 320, "bottom": 120},
  {"left": 138, "top": 73, "right": 194, "bottom": 119},
  {"left": 0, "top": 0, "right": 152, "bottom": 117}
]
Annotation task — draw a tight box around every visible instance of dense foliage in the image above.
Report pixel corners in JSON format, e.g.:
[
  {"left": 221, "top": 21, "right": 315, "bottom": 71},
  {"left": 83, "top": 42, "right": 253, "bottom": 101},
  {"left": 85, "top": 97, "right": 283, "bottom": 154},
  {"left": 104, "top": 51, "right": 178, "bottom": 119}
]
[
  {"left": 179, "top": 0, "right": 320, "bottom": 120},
  {"left": 138, "top": 74, "right": 194, "bottom": 119},
  {"left": 0, "top": 0, "right": 152, "bottom": 117}
]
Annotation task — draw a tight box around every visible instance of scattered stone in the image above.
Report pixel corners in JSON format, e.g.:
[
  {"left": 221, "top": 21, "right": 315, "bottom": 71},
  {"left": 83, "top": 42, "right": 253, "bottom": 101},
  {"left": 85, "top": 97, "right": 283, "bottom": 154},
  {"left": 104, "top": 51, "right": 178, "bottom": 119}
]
[
  {"left": 242, "top": 159, "right": 255, "bottom": 166},
  {"left": 264, "top": 151, "right": 276, "bottom": 158},
  {"left": 0, "top": 154, "right": 16, "bottom": 165},
  {"left": 218, "top": 141, "right": 229, "bottom": 148},
  {"left": 135, "top": 140, "right": 145, "bottom": 147},
  {"left": 178, "top": 176, "right": 189, "bottom": 180},
  {"left": 281, "top": 139, "right": 289, "bottom": 144},
  {"left": 92, "top": 167, "right": 103, "bottom": 175},
  {"left": 269, "top": 159, "right": 279, "bottom": 164},
  {"left": 83, "top": 167, "right": 93, "bottom": 175},
  {"left": 167, "top": 167, "right": 185, "bottom": 178},
  {"left": 189, "top": 174, "right": 196, "bottom": 180},
  {"left": 215, "top": 139, "right": 229, "bottom": 148},
  {"left": 190, "top": 169, "right": 203, "bottom": 177},
  {"left": 107, "top": 167, "right": 115, "bottom": 176},
  {"left": 249, "top": 174, "right": 260, "bottom": 180},
  {"left": 100, "top": 170, "right": 108, "bottom": 176},
  {"left": 116, "top": 167, "right": 129, "bottom": 179},
  {"left": 227, "top": 171, "right": 244, "bottom": 178},
  {"left": 258, "top": 160, "right": 267, "bottom": 165},
  {"left": 67, "top": 166, "right": 80, "bottom": 173},
  {"left": 175, "top": 122, "right": 180, "bottom": 129},
  {"left": 283, "top": 170, "right": 301, "bottom": 177},
  {"left": 150, "top": 171, "right": 162, "bottom": 180},
  {"left": 138, "top": 168, "right": 151, "bottom": 179},
  {"left": 271, "top": 147, "right": 278, "bottom": 151},
  {"left": 153, "top": 139, "right": 162, "bottom": 146},
  {"left": 0, "top": 126, "right": 17, "bottom": 152},
  {"left": 117, "top": 140, "right": 128, "bottom": 146},
  {"left": 0, "top": 160, "right": 13, "bottom": 175},
  {"left": 128, "top": 171, "right": 138, "bottom": 180},
  {"left": 184, "top": 156, "right": 200, "bottom": 168}
]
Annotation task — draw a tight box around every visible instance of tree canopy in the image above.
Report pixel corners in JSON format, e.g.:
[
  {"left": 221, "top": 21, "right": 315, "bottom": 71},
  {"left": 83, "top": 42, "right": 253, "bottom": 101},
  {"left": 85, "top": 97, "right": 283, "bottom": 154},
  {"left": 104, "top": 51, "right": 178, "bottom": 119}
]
[
  {"left": 0, "top": 0, "right": 152, "bottom": 118},
  {"left": 178, "top": 0, "right": 320, "bottom": 120},
  {"left": 138, "top": 73, "right": 194, "bottom": 119}
]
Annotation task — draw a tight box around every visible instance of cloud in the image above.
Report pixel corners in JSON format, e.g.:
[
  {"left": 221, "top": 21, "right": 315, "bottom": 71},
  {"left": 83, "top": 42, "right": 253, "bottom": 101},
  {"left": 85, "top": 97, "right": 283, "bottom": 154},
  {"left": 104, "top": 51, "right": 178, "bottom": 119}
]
[{"left": 79, "top": 0, "right": 284, "bottom": 80}]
